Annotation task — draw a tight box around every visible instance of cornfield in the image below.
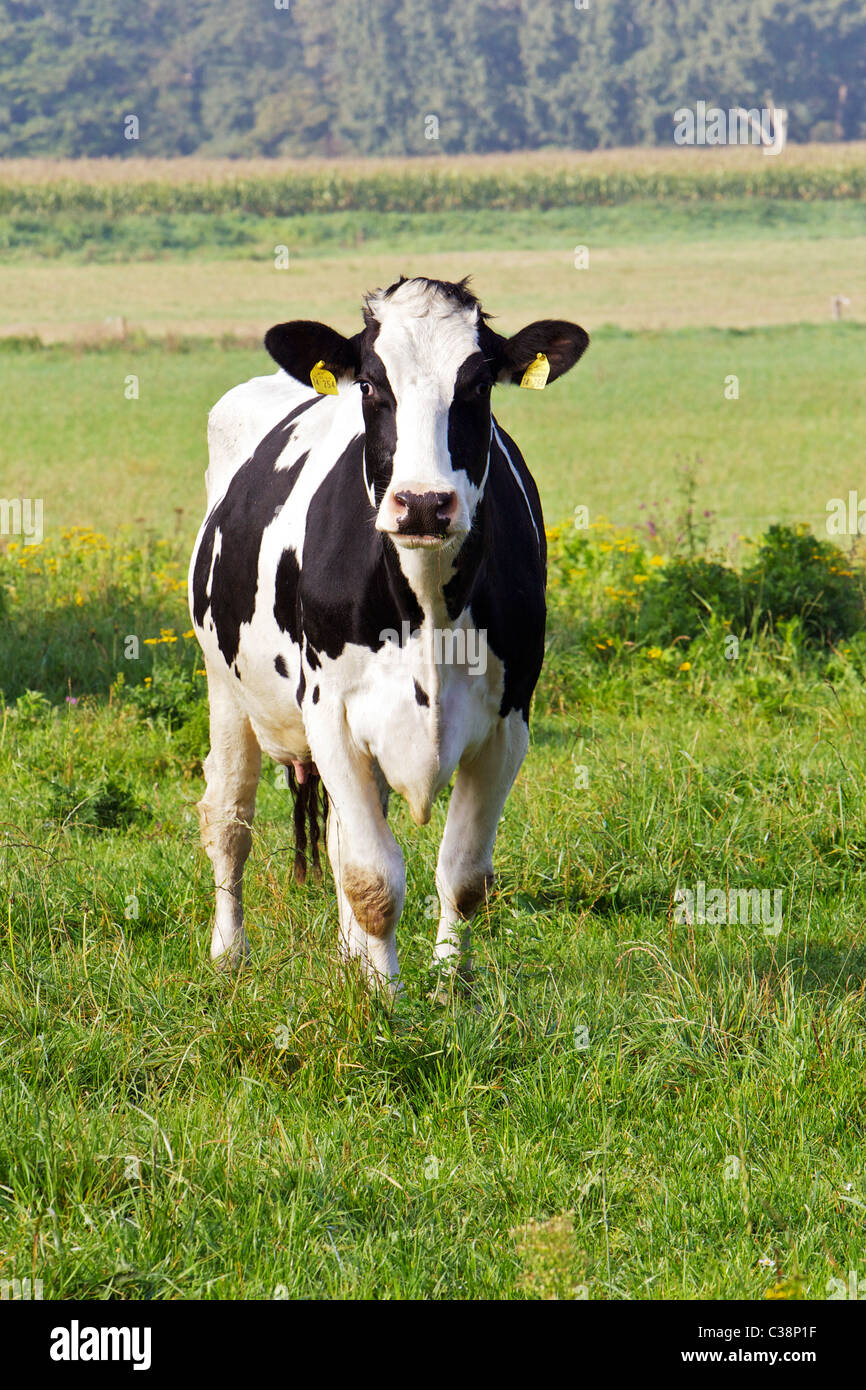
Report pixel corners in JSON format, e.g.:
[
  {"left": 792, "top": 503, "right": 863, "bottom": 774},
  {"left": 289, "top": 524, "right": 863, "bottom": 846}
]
[{"left": 1, "top": 146, "right": 865, "bottom": 216}]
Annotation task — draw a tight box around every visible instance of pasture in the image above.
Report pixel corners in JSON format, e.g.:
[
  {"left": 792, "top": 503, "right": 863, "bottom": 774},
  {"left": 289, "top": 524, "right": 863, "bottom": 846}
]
[{"left": 1, "top": 149, "right": 865, "bottom": 1300}]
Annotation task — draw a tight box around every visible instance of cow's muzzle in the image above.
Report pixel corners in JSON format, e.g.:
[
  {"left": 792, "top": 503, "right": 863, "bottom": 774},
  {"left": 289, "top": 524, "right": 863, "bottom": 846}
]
[{"left": 378, "top": 487, "right": 460, "bottom": 546}]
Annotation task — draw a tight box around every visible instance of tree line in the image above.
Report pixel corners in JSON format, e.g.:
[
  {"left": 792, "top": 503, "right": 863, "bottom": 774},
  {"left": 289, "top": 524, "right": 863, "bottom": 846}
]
[{"left": 0, "top": 0, "right": 863, "bottom": 159}]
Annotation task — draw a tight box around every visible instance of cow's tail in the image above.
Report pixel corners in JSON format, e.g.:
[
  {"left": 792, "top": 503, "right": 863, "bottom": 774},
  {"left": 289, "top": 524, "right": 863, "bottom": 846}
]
[{"left": 285, "top": 767, "right": 329, "bottom": 885}]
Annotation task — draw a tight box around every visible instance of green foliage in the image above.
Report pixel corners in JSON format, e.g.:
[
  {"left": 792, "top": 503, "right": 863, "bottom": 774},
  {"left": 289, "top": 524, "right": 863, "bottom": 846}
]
[
  {"left": 635, "top": 557, "right": 745, "bottom": 646},
  {"left": 543, "top": 520, "right": 866, "bottom": 708},
  {"left": 1, "top": 0, "right": 865, "bottom": 157},
  {"left": 46, "top": 771, "right": 142, "bottom": 832},
  {"left": 0, "top": 526, "right": 200, "bottom": 709},
  {"left": 1, "top": 196, "right": 863, "bottom": 265},
  {"left": 744, "top": 524, "right": 866, "bottom": 644}
]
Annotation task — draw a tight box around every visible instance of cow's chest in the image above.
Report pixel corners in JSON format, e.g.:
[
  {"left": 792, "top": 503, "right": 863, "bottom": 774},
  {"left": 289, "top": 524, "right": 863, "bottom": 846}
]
[{"left": 339, "top": 624, "right": 503, "bottom": 824}]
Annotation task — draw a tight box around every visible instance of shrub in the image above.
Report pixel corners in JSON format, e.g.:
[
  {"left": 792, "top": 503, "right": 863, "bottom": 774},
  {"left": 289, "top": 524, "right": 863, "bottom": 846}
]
[
  {"left": 743, "top": 525, "right": 866, "bottom": 645},
  {"left": 634, "top": 557, "right": 744, "bottom": 646},
  {"left": 543, "top": 519, "right": 866, "bottom": 702},
  {"left": 46, "top": 772, "right": 142, "bottom": 831}
]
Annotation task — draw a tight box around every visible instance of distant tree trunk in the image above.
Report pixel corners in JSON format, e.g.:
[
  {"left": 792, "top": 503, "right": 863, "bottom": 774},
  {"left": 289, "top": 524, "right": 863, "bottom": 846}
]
[{"left": 834, "top": 83, "right": 848, "bottom": 141}]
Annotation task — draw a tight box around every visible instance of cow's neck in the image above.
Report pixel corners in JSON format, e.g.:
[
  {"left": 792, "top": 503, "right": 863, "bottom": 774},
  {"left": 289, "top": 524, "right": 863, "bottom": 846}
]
[
  {"left": 390, "top": 545, "right": 457, "bottom": 630},
  {"left": 388, "top": 495, "right": 487, "bottom": 628}
]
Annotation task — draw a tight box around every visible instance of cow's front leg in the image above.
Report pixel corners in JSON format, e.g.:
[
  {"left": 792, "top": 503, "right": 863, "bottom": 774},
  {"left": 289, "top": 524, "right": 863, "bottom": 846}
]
[
  {"left": 318, "top": 743, "right": 404, "bottom": 993},
  {"left": 197, "top": 671, "right": 262, "bottom": 968},
  {"left": 434, "top": 712, "right": 530, "bottom": 977}
]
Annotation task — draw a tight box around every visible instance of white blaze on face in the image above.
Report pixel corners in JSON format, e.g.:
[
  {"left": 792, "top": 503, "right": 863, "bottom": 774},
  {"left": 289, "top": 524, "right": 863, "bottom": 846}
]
[{"left": 367, "top": 281, "right": 486, "bottom": 539}]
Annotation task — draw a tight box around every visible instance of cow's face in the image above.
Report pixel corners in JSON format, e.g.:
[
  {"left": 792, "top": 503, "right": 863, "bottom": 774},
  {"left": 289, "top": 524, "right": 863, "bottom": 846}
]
[{"left": 265, "top": 277, "right": 589, "bottom": 551}]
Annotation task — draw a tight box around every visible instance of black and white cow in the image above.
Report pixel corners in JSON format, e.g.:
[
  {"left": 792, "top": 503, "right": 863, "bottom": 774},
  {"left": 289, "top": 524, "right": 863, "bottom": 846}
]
[{"left": 189, "top": 276, "right": 588, "bottom": 990}]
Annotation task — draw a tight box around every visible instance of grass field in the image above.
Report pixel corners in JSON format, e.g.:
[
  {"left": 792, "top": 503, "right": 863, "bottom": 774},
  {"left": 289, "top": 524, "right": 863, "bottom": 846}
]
[
  {"left": 1, "top": 526, "right": 865, "bottom": 1299},
  {"left": 1, "top": 147, "right": 865, "bottom": 1301},
  {"left": 2, "top": 203, "right": 864, "bottom": 340},
  {"left": 2, "top": 323, "right": 863, "bottom": 543}
]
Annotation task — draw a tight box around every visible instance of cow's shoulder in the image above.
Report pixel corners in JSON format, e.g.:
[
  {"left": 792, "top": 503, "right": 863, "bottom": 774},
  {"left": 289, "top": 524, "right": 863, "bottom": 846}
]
[
  {"left": 192, "top": 394, "right": 324, "bottom": 668},
  {"left": 206, "top": 369, "right": 312, "bottom": 504}
]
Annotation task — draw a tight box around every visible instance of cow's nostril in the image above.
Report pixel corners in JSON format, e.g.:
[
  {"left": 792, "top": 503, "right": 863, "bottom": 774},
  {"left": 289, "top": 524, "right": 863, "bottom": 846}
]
[{"left": 435, "top": 490, "right": 457, "bottom": 518}]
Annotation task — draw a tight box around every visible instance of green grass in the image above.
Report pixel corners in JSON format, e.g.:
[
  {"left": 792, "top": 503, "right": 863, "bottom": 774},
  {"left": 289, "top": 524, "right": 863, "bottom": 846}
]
[
  {"left": 1, "top": 527, "right": 865, "bottom": 1299},
  {"left": 2, "top": 199, "right": 864, "bottom": 263},
  {"left": 2, "top": 323, "right": 863, "bottom": 544}
]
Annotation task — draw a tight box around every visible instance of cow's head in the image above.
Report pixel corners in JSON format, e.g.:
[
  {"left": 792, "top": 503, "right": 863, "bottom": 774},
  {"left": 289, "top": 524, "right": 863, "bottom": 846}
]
[{"left": 265, "top": 277, "right": 589, "bottom": 550}]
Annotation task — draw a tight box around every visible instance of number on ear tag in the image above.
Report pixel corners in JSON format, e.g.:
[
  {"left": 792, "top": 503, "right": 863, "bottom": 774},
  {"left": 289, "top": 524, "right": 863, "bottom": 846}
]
[
  {"left": 520, "top": 353, "right": 550, "bottom": 390},
  {"left": 310, "top": 360, "right": 338, "bottom": 395}
]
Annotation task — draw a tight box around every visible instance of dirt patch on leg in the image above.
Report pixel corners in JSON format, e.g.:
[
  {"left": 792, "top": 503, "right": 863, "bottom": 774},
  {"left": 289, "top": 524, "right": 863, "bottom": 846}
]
[
  {"left": 343, "top": 867, "right": 398, "bottom": 938},
  {"left": 455, "top": 872, "right": 494, "bottom": 919}
]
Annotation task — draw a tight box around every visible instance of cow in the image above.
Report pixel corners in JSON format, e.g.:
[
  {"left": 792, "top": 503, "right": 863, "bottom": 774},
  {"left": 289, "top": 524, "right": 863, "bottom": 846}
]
[{"left": 189, "top": 276, "right": 589, "bottom": 993}]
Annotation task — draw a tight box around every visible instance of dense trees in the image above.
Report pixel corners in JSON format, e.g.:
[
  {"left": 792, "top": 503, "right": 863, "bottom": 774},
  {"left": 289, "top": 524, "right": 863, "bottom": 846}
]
[{"left": 0, "top": 0, "right": 863, "bottom": 158}]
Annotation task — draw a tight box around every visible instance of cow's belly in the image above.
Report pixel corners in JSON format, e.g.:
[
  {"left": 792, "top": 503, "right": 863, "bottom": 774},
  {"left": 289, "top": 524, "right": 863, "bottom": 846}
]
[{"left": 195, "top": 606, "right": 311, "bottom": 765}]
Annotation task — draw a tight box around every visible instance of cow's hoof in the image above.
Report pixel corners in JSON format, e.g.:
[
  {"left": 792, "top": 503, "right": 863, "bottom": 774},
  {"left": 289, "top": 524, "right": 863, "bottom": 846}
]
[
  {"left": 427, "top": 962, "right": 476, "bottom": 1007},
  {"left": 211, "top": 934, "right": 251, "bottom": 973}
]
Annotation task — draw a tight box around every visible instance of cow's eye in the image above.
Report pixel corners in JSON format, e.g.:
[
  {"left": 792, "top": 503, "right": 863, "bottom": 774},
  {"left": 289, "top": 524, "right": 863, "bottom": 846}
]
[
  {"left": 358, "top": 380, "right": 374, "bottom": 398},
  {"left": 475, "top": 381, "right": 492, "bottom": 398}
]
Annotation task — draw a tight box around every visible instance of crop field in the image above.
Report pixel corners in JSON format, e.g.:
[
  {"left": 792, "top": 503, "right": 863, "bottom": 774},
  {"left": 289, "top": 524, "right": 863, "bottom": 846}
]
[{"left": 1, "top": 147, "right": 865, "bottom": 1301}]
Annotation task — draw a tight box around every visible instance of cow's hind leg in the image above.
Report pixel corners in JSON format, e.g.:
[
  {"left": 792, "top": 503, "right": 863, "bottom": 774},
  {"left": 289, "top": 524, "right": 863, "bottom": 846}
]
[
  {"left": 434, "top": 712, "right": 529, "bottom": 978},
  {"left": 197, "top": 672, "right": 262, "bottom": 968}
]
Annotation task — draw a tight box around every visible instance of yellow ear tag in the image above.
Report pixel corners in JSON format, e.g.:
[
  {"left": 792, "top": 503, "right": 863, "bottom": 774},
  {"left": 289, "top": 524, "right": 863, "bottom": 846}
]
[
  {"left": 520, "top": 352, "right": 550, "bottom": 390},
  {"left": 310, "top": 360, "right": 338, "bottom": 395}
]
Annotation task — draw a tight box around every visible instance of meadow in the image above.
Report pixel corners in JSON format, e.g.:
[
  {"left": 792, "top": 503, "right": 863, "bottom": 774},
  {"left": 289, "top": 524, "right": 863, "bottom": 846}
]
[{"left": 0, "top": 147, "right": 865, "bottom": 1300}]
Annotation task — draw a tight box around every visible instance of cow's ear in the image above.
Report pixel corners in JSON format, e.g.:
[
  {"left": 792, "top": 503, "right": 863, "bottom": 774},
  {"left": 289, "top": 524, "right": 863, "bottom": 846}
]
[
  {"left": 264, "top": 320, "right": 361, "bottom": 386},
  {"left": 488, "top": 319, "right": 589, "bottom": 385}
]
